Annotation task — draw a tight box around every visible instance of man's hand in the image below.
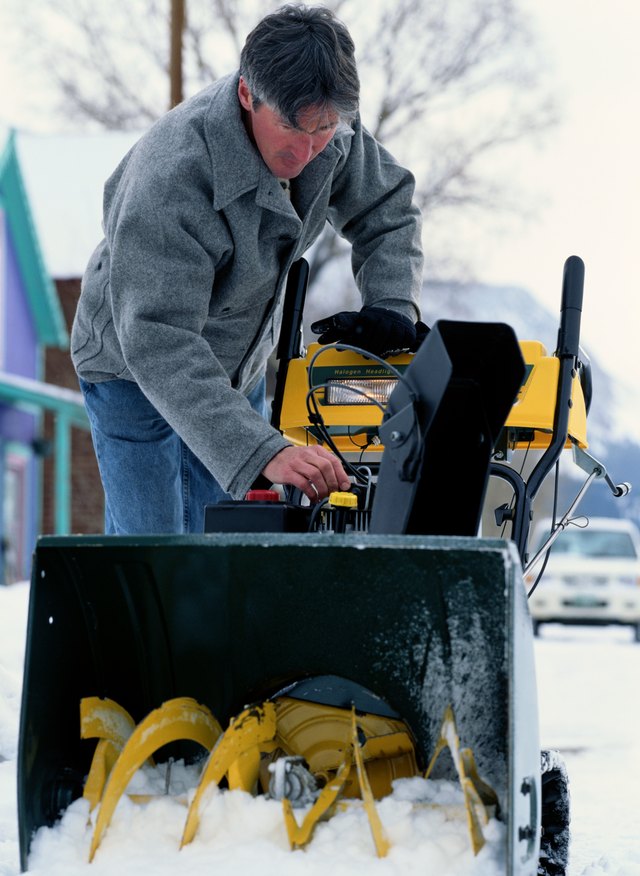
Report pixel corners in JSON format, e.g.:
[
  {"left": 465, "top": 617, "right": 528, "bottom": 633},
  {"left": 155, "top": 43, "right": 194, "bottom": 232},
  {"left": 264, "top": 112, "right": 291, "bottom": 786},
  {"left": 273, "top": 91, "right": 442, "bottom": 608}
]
[
  {"left": 262, "top": 445, "right": 351, "bottom": 502},
  {"left": 311, "top": 305, "right": 417, "bottom": 358}
]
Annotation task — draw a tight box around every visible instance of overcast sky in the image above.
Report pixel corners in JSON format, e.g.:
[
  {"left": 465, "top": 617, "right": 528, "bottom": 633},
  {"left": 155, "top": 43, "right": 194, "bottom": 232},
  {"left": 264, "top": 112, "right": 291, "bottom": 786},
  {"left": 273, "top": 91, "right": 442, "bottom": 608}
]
[
  {"left": 476, "top": 0, "right": 640, "bottom": 389},
  {"left": 1, "top": 0, "right": 639, "bottom": 390}
]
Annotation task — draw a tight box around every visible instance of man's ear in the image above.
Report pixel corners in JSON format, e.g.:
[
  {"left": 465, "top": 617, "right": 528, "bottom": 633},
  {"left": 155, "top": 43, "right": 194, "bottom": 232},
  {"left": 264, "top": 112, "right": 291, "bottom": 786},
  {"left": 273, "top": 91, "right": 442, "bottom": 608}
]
[{"left": 237, "top": 77, "right": 253, "bottom": 112}]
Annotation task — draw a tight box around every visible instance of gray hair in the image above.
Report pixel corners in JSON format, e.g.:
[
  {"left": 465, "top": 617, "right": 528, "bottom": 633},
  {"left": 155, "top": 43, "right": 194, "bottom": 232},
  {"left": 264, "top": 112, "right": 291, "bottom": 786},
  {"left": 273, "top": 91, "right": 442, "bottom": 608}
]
[{"left": 239, "top": 4, "right": 360, "bottom": 127}]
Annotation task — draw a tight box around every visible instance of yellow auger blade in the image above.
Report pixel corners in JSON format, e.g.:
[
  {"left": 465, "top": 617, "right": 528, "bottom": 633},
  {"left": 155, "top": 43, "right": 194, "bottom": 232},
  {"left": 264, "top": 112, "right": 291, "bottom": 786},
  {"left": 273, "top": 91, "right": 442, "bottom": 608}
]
[
  {"left": 180, "top": 703, "right": 277, "bottom": 848},
  {"left": 272, "top": 695, "right": 417, "bottom": 799},
  {"left": 282, "top": 747, "right": 353, "bottom": 850},
  {"left": 360, "top": 730, "right": 415, "bottom": 762},
  {"left": 89, "top": 697, "right": 221, "bottom": 862},
  {"left": 81, "top": 697, "right": 137, "bottom": 745},
  {"left": 80, "top": 698, "right": 137, "bottom": 811},
  {"left": 351, "top": 709, "right": 390, "bottom": 858},
  {"left": 227, "top": 746, "right": 262, "bottom": 793},
  {"left": 424, "top": 705, "right": 497, "bottom": 855},
  {"left": 83, "top": 740, "right": 121, "bottom": 812},
  {"left": 281, "top": 711, "right": 392, "bottom": 857},
  {"left": 460, "top": 747, "right": 500, "bottom": 811}
]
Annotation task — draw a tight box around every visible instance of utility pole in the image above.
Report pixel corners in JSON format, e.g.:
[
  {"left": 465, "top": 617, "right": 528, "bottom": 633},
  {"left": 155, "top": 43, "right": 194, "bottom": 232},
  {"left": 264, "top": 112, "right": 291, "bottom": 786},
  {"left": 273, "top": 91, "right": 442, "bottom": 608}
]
[{"left": 170, "top": 0, "right": 185, "bottom": 109}]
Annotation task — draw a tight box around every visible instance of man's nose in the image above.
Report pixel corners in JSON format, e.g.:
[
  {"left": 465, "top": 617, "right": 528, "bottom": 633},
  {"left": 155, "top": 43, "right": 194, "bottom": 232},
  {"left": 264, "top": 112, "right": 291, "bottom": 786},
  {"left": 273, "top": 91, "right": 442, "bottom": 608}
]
[{"left": 291, "top": 134, "right": 314, "bottom": 164}]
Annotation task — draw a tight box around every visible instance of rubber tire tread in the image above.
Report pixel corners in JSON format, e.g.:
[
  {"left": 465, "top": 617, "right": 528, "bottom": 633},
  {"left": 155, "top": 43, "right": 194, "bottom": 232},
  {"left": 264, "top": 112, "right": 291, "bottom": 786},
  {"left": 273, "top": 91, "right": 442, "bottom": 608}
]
[{"left": 538, "top": 751, "right": 570, "bottom": 876}]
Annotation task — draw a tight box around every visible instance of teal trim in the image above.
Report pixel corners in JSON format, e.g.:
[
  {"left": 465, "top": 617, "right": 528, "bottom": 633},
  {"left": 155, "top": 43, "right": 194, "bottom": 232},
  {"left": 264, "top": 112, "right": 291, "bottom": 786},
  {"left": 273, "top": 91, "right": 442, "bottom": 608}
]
[
  {"left": 0, "top": 372, "right": 88, "bottom": 427},
  {"left": 0, "top": 372, "right": 88, "bottom": 535},
  {"left": 54, "top": 414, "right": 71, "bottom": 535},
  {"left": 0, "top": 130, "right": 67, "bottom": 348}
]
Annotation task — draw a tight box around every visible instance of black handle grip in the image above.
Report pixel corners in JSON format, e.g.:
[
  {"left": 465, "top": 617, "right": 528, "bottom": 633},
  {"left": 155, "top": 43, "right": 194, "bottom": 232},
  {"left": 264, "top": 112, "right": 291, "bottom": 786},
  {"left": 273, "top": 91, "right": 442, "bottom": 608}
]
[
  {"left": 276, "top": 258, "right": 309, "bottom": 361},
  {"left": 556, "top": 255, "right": 585, "bottom": 358}
]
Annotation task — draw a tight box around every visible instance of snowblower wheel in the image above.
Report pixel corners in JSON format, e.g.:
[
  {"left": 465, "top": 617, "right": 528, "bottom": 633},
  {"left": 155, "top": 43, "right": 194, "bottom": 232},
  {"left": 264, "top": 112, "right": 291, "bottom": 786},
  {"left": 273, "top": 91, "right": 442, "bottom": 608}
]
[{"left": 538, "top": 750, "right": 570, "bottom": 876}]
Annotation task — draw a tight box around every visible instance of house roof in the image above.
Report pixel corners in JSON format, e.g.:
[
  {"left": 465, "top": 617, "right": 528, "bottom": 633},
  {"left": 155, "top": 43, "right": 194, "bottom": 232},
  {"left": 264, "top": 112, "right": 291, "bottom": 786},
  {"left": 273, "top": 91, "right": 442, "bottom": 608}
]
[{"left": 0, "top": 129, "right": 67, "bottom": 348}]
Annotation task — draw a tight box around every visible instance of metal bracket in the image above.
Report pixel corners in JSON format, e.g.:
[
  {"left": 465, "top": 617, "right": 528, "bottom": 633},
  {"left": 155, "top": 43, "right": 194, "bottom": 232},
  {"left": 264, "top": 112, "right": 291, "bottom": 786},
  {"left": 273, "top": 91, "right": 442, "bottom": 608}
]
[
  {"left": 378, "top": 402, "right": 420, "bottom": 482},
  {"left": 572, "top": 445, "right": 631, "bottom": 497},
  {"left": 525, "top": 445, "right": 632, "bottom": 577}
]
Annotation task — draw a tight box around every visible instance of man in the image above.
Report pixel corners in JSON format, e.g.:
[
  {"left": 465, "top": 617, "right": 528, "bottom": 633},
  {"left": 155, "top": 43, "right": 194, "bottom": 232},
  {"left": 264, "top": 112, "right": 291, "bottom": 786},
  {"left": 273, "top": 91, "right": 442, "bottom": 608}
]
[{"left": 72, "top": 4, "right": 424, "bottom": 534}]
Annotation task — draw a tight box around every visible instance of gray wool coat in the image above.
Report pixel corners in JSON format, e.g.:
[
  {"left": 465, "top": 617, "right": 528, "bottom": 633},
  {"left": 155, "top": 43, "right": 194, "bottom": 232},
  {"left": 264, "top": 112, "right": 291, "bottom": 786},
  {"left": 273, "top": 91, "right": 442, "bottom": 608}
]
[{"left": 71, "top": 73, "right": 423, "bottom": 499}]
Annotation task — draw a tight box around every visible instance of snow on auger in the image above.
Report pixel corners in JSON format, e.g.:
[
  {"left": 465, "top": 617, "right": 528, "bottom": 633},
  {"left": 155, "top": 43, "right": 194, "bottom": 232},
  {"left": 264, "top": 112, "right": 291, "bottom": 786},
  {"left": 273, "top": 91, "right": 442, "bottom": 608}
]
[{"left": 17, "top": 256, "right": 630, "bottom": 875}]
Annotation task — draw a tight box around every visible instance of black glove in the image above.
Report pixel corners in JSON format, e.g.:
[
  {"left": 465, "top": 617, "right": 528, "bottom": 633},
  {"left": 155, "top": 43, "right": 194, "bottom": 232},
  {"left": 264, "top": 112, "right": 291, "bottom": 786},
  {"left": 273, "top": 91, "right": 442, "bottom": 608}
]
[
  {"left": 412, "top": 320, "right": 430, "bottom": 351},
  {"left": 311, "top": 305, "right": 418, "bottom": 358}
]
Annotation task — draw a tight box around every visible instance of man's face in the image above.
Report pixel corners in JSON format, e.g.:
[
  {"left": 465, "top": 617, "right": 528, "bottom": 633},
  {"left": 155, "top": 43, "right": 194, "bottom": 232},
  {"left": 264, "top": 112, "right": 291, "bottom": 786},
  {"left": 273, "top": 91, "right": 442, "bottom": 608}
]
[{"left": 238, "top": 77, "right": 339, "bottom": 179}]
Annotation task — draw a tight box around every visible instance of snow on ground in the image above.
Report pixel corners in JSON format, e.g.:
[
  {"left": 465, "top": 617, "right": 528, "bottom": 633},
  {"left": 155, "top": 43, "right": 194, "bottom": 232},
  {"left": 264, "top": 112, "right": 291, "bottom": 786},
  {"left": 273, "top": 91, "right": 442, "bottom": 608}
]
[
  {"left": 1, "top": 580, "right": 639, "bottom": 876},
  {"left": 535, "top": 624, "right": 640, "bottom": 876}
]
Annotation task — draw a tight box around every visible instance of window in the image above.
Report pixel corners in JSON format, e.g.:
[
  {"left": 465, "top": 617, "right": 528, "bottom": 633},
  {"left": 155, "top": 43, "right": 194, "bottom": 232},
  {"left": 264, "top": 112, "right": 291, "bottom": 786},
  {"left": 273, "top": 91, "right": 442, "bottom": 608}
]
[
  {"left": 3, "top": 451, "right": 28, "bottom": 582},
  {"left": 544, "top": 528, "right": 637, "bottom": 559}
]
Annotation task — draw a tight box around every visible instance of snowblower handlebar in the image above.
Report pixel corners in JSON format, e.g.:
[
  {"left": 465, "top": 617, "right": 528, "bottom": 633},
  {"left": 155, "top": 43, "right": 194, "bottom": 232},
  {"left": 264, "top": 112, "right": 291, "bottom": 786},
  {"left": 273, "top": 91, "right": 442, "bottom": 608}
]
[{"left": 556, "top": 255, "right": 585, "bottom": 359}]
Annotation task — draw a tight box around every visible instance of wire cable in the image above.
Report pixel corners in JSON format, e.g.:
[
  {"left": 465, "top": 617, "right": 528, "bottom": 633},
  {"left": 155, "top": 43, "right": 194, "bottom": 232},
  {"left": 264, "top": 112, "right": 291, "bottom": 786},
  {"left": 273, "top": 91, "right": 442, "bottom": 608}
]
[
  {"left": 307, "top": 497, "right": 329, "bottom": 532},
  {"left": 305, "top": 384, "right": 373, "bottom": 484},
  {"left": 527, "top": 460, "right": 560, "bottom": 598}
]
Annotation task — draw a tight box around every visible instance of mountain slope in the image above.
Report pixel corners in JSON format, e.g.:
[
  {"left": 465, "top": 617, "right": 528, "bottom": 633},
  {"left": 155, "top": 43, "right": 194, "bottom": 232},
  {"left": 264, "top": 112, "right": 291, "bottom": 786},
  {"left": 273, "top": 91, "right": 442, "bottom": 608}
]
[{"left": 420, "top": 281, "right": 640, "bottom": 522}]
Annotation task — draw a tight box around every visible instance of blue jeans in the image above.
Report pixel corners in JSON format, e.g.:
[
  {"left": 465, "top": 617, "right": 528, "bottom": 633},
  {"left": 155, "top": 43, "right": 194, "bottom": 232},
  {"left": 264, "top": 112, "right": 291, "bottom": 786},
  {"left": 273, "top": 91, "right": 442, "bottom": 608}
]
[{"left": 80, "top": 377, "right": 268, "bottom": 535}]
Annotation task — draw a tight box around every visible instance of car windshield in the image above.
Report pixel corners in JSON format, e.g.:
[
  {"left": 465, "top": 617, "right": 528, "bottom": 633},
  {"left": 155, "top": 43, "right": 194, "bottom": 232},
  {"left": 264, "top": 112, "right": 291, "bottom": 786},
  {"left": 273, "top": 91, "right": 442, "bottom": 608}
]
[{"left": 543, "top": 528, "right": 638, "bottom": 559}]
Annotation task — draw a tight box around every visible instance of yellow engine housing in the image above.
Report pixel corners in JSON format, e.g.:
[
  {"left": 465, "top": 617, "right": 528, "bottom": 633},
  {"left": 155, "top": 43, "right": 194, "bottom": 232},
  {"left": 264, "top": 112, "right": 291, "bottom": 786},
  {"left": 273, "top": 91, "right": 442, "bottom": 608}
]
[
  {"left": 505, "top": 340, "right": 587, "bottom": 449},
  {"left": 278, "top": 341, "right": 587, "bottom": 454}
]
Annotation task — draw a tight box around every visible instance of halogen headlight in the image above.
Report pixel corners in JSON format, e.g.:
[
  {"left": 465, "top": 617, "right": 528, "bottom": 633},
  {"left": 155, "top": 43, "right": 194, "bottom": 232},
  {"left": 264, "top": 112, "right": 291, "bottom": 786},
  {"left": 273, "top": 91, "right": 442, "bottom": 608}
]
[{"left": 325, "top": 378, "right": 397, "bottom": 406}]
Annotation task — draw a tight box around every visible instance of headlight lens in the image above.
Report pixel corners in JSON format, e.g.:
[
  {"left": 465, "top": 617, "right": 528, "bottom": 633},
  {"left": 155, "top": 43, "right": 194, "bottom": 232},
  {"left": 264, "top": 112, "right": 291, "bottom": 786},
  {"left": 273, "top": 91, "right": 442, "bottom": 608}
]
[{"left": 325, "top": 378, "right": 397, "bottom": 406}]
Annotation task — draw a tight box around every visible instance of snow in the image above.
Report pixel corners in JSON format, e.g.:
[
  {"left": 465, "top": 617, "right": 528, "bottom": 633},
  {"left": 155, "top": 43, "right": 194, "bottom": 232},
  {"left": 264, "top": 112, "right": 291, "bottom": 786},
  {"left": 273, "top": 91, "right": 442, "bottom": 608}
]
[{"left": 1, "top": 581, "right": 640, "bottom": 875}]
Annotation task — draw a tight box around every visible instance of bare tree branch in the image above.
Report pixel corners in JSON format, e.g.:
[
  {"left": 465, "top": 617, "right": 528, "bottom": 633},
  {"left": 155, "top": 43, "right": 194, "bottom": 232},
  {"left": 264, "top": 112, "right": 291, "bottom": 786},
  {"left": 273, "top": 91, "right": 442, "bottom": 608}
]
[{"left": 6, "top": 0, "right": 557, "bottom": 283}]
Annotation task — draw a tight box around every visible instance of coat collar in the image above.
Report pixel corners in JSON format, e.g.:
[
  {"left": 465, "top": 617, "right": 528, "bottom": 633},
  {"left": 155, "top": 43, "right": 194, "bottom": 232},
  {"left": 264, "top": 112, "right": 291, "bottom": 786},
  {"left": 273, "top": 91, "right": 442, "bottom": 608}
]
[{"left": 203, "top": 73, "right": 349, "bottom": 215}]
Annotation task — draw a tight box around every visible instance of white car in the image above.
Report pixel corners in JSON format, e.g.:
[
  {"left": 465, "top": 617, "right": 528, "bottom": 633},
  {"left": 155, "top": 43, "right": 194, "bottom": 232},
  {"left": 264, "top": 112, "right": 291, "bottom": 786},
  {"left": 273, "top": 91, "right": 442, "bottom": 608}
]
[{"left": 526, "top": 516, "right": 640, "bottom": 640}]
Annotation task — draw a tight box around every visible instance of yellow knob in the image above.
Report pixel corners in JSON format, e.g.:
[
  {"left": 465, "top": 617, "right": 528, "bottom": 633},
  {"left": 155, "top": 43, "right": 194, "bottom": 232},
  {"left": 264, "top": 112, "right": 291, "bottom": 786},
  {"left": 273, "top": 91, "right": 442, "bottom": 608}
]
[{"left": 329, "top": 491, "right": 358, "bottom": 508}]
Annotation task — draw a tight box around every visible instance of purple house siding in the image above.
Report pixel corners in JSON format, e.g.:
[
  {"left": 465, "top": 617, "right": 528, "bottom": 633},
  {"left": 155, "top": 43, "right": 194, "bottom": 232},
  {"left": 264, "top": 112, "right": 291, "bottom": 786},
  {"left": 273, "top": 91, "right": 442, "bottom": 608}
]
[
  {"left": 0, "top": 205, "right": 40, "bottom": 579},
  {"left": 5, "top": 230, "right": 38, "bottom": 378},
  {"left": 0, "top": 130, "right": 69, "bottom": 583},
  {"left": 0, "top": 405, "right": 37, "bottom": 444},
  {"left": 0, "top": 227, "right": 39, "bottom": 446}
]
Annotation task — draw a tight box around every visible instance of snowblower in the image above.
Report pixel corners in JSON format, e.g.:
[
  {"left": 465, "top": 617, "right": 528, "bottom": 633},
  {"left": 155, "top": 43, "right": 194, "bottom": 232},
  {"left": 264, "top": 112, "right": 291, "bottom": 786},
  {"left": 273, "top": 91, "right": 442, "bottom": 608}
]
[{"left": 17, "top": 256, "right": 629, "bottom": 875}]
